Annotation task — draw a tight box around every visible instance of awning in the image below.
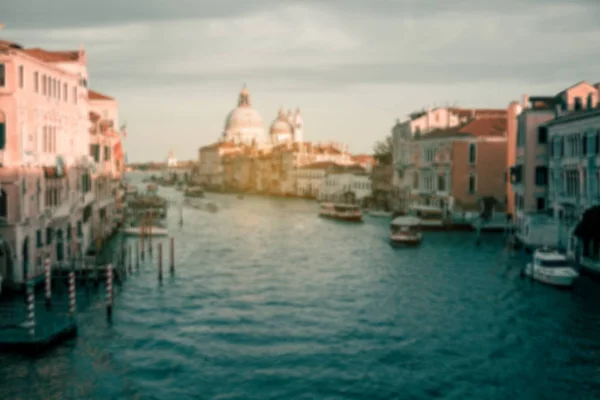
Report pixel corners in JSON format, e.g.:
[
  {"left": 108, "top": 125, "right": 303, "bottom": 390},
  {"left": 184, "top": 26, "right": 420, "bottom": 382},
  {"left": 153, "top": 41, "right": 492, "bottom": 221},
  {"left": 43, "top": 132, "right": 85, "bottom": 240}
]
[
  {"left": 43, "top": 166, "right": 67, "bottom": 178},
  {"left": 574, "top": 206, "right": 600, "bottom": 240}
]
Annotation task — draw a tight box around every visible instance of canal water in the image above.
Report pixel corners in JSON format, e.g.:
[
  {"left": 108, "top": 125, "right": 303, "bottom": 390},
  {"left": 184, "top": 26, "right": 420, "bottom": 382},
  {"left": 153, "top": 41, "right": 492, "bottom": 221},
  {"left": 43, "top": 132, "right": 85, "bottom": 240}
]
[{"left": 1, "top": 173, "right": 599, "bottom": 399}]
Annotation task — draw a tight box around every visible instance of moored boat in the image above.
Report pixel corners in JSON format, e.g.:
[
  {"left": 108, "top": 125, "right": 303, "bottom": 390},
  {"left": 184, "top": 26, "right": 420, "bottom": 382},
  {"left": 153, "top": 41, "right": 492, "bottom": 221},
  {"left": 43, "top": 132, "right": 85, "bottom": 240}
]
[
  {"left": 124, "top": 222, "right": 169, "bottom": 237},
  {"left": 319, "top": 203, "right": 363, "bottom": 222},
  {"left": 524, "top": 248, "right": 579, "bottom": 288},
  {"left": 389, "top": 216, "right": 422, "bottom": 246}
]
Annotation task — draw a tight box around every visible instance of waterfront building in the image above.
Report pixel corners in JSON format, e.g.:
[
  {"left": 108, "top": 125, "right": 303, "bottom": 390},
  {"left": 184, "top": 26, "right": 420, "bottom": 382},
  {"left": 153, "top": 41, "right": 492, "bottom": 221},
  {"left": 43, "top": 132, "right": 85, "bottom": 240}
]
[
  {"left": 391, "top": 107, "right": 507, "bottom": 213},
  {"left": 293, "top": 161, "right": 333, "bottom": 199},
  {"left": 396, "top": 115, "right": 508, "bottom": 218},
  {"left": 319, "top": 164, "right": 371, "bottom": 204},
  {"left": 544, "top": 81, "right": 600, "bottom": 253},
  {"left": 88, "top": 106, "right": 124, "bottom": 245},
  {"left": 161, "top": 150, "right": 192, "bottom": 183},
  {"left": 508, "top": 95, "right": 557, "bottom": 233},
  {"left": 0, "top": 38, "right": 96, "bottom": 288}
]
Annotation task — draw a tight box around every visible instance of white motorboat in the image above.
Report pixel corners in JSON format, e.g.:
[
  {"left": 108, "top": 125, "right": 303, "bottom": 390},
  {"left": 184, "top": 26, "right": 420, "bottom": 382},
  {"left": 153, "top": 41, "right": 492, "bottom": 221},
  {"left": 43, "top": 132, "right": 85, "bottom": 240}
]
[
  {"left": 368, "top": 210, "right": 393, "bottom": 218},
  {"left": 524, "top": 248, "right": 579, "bottom": 288},
  {"left": 389, "top": 216, "right": 422, "bottom": 246}
]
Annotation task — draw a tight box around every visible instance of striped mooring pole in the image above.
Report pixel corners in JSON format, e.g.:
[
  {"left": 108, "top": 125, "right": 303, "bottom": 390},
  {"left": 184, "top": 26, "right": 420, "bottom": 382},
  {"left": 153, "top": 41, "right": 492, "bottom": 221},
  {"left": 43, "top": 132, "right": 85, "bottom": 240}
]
[
  {"left": 158, "top": 242, "right": 163, "bottom": 283},
  {"left": 106, "top": 263, "right": 113, "bottom": 319},
  {"left": 27, "top": 277, "right": 35, "bottom": 337},
  {"left": 68, "top": 271, "right": 76, "bottom": 318},
  {"left": 44, "top": 257, "right": 52, "bottom": 309},
  {"left": 169, "top": 236, "right": 175, "bottom": 275}
]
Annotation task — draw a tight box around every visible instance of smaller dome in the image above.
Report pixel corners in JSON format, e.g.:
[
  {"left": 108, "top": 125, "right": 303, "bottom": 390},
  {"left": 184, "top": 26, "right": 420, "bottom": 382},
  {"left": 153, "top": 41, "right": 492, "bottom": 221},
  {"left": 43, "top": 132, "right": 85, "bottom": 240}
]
[{"left": 270, "top": 107, "right": 294, "bottom": 136}]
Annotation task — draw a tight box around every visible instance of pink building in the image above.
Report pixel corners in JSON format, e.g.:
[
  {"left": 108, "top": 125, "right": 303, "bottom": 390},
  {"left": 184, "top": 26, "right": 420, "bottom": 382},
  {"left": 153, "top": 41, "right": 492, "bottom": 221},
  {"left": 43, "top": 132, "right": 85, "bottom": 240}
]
[{"left": 0, "top": 35, "right": 121, "bottom": 289}]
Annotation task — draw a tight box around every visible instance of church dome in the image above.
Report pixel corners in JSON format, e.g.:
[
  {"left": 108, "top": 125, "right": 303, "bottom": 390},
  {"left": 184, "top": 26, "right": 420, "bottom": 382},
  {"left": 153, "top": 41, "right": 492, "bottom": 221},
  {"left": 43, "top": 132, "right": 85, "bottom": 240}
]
[
  {"left": 270, "top": 108, "right": 294, "bottom": 135},
  {"left": 223, "top": 86, "right": 265, "bottom": 144}
]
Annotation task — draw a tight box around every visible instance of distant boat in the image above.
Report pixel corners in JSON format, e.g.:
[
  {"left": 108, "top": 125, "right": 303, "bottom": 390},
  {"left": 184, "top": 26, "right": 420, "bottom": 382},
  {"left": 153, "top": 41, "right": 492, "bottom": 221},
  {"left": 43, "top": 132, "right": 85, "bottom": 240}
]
[{"left": 319, "top": 203, "right": 363, "bottom": 222}]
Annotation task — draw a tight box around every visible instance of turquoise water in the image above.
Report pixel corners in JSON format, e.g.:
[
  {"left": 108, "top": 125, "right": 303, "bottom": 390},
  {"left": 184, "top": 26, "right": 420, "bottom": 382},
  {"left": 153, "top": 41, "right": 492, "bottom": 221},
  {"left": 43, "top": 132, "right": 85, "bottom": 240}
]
[{"left": 1, "top": 176, "right": 599, "bottom": 399}]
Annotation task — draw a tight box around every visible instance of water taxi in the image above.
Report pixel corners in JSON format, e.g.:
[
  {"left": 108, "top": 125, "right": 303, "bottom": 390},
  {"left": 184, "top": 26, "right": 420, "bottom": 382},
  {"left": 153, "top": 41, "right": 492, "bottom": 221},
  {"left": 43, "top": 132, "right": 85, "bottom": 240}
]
[
  {"left": 389, "top": 216, "right": 422, "bottom": 246},
  {"left": 319, "top": 203, "right": 363, "bottom": 222},
  {"left": 409, "top": 205, "right": 445, "bottom": 230},
  {"left": 524, "top": 248, "right": 579, "bottom": 288}
]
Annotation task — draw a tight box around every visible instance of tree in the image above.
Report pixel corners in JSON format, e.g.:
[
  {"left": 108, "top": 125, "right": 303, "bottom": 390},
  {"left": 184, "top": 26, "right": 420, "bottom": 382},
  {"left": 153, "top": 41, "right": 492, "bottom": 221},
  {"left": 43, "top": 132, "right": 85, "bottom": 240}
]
[{"left": 373, "top": 135, "right": 393, "bottom": 164}]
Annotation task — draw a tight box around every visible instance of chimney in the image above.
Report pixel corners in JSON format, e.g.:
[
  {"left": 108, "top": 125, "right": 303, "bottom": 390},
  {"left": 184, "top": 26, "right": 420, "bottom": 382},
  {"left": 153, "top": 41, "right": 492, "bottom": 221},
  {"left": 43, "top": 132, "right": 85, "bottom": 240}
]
[{"left": 522, "top": 94, "right": 529, "bottom": 109}]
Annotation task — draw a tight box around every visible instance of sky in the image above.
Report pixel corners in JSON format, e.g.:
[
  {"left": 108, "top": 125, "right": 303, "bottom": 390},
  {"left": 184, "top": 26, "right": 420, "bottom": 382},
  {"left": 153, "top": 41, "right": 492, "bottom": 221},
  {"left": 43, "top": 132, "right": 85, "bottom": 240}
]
[{"left": 3, "top": 0, "right": 600, "bottom": 163}]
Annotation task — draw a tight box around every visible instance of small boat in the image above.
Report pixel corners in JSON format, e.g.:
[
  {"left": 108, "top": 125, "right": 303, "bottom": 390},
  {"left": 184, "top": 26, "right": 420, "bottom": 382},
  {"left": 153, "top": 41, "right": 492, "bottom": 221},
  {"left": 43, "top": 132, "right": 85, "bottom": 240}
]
[
  {"left": 524, "top": 248, "right": 579, "bottom": 288},
  {"left": 184, "top": 187, "right": 205, "bottom": 198},
  {"left": 206, "top": 202, "right": 218, "bottom": 213},
  {"left": 389, "top": 216, "right": 422, "bottom": 246},
  {"left": 319, "top": 203, "right": 363, "bottom": 222},
  {"left": 368, "top": 209, "right": 393, "bottom": 218}
]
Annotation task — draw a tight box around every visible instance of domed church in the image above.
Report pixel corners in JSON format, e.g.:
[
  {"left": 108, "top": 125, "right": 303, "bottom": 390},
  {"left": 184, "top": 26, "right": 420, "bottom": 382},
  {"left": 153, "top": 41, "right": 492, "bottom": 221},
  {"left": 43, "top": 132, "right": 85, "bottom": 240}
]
[
  {"left": 269, "top": 106, "right": 303, "bottom": 145},
  {"left": 223, "top": 85, "right": 266, "bottom": 145}
]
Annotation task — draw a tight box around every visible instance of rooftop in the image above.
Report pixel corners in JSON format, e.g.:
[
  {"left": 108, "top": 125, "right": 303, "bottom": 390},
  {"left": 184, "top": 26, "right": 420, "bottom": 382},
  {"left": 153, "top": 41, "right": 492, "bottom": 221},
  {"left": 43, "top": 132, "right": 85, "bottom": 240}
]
[
  {"left": 417, "top": 116, "right": 507, "bottom": 140},
  {"left": 88, "top": 89, "right": 114, "bottom": 101},
  {"left": 22, "top": 48, "right": 80, "bottom": 63}
]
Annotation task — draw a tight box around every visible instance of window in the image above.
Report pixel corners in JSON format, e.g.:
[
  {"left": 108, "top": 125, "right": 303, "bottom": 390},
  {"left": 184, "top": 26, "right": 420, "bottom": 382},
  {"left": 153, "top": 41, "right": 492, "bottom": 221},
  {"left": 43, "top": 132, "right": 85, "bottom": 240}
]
[
  {"left": 34, "top": 71, "right": 39, "bottom": 93},
  {"left": 536, "top": 197, "right": 545, "bottom": 211},
  {"left": 437, "top": 173, "right": 446, "bottom": 192},
  {"left": 583, "top": 134, "right": 588, "bottom": 155},
  {"left": 537, "top": 126, "right": 547, "bottom": 144},
  {"left": 18, "top": 65, "right": 24, "bottom": 88},
  {"left": 468, "top": 143, "right": 476, "bottom": 164},
  {"left": 0, "top": 63, "right": 5, "bottom": 87},
  {"left": 57, "top": 80, "right": 61, "bottom": 100},
  {"left": 42, "top": 74, "right": 46, "bottom": 95},
  {"left": 413, "top": 172, "right": 419, "bottom": 189},
  {"left": 36, "top": 229, "right": 43, "bottom": 248},
  {"left": 73, "top": 86, "right": 77, "bottom": 104},
  {"left": 596, "top": 131, "right": 600, "bottom": 155},
  {"left": 104, "top": 145, "right": 111, "bottom": 161},
  {"left": 63, "top": 83, "right": 68, "bottom": 102},
  {"left": 468, "top": 174, "right": 476, "bottom": 194},
  {"left": 0, "top": 112, "right": 5, "bottom": 151},
  {"left": 574, "top": 97, "right": 582, "bottom": 111}
]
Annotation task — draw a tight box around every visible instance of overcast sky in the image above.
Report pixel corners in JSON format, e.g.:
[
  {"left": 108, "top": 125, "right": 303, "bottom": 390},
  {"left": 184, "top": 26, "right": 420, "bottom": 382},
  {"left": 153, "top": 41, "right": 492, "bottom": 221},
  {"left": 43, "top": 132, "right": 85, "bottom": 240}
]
[{"left": 3, "top": 0, "right": 599, "bottom": 162}]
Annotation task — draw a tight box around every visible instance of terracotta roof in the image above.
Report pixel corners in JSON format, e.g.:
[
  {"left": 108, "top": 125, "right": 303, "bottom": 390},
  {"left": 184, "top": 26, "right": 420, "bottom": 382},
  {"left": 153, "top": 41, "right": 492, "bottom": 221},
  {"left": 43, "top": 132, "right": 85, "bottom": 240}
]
[
  {"left": 419, "top": 117, "right": 506, "bottom": 140},
  {"left": 300, "top": 161, "right": 340, "bottom": 170},
  {"left": 352, "top": 154, "right": 375, "bottom": 164},
  {"left": 88, "top": 89, "right": 114, "bottom": 101},
  {"left": 22, "top": 48, "right": 80, "bottom": 63}
]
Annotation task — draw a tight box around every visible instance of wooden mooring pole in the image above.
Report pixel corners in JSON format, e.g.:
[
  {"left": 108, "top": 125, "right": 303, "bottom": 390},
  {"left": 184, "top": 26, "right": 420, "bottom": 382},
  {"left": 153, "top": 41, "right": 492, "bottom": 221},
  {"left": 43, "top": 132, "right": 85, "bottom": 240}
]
[
  {"left": 136, "top": 241, "right": 140, "bottom": 270},
  {"left": 158, "top": 242, "right": 163, "bottom": 283},
  {"left": 128, "top": 245, "right": 133, "bottom": 273},
  {"left": 169, "top": 236, "right": 175, "bottom": 275}
]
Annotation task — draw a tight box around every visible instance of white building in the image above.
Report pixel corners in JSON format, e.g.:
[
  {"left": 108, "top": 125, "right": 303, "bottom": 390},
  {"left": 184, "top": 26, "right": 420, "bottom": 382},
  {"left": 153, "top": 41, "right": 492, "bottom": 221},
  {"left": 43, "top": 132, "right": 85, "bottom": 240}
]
[
  {"left": 319, "top": 167, "right": 371, "bottom": 203},
  {"left": 546, "top": 81, "right": 600, "bottom": 250}
]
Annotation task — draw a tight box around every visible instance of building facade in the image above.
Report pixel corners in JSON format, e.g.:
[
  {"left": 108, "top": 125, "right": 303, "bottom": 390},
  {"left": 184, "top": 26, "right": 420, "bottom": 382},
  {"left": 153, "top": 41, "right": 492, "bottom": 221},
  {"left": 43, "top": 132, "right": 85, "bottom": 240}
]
[{"left": 0, "top": 37, "right": 124, "bottom": 289}]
